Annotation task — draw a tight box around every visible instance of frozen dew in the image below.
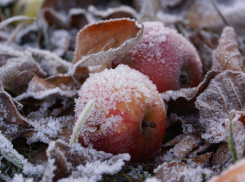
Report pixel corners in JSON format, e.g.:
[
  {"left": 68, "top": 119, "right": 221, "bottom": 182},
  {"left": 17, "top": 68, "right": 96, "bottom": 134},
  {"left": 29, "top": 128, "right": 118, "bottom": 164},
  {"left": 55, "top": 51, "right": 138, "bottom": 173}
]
[{"left": 75, "top": 64, "right": 164, "bottom": 145}]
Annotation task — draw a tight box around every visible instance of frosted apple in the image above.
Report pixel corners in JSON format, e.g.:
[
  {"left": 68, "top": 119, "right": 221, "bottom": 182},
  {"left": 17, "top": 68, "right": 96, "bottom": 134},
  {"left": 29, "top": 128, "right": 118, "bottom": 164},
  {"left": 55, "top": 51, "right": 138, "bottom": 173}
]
[
  {"left": 75, "top": 65, "right": 166, "bottom": 163},
  {"left": 112, "top": 22, "right": 202, "bottom": 93}
]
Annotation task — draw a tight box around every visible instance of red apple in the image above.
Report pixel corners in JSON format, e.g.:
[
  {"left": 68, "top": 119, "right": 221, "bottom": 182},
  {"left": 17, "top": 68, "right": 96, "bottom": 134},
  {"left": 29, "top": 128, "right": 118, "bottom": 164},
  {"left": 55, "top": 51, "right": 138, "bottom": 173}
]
[
  {"left": 112, "top": 21, "right": 203, "bottom": 93},
  {"left": 75, "top": 65, "right": 166, "bottom": 163}
]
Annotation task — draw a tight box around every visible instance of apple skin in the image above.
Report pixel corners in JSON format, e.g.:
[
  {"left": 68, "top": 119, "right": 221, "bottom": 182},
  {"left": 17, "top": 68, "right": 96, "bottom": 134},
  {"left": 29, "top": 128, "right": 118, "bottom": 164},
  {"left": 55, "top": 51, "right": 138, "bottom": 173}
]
[
  {"left": 112, "top": 21, "right": 203, "bottom": 93},
  {"left": 75, "top": 65, "right": 166, "bottom": 163}
]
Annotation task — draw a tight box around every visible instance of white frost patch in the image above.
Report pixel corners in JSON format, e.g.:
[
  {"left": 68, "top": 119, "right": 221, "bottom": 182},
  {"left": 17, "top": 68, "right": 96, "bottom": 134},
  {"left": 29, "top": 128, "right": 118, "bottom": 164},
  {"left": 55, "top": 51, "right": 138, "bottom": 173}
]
[
  {"left": 0, "top": 131, "right": 44, "bottom": 177},
  {"left": 12, "top": 174, "right": 34, "bottom": 182},
  {"left": 42, "top": 140, "right": 130, "bottom": 182},
  {"left": 154, "top": 162, "right": 213, "bottom": 182}
]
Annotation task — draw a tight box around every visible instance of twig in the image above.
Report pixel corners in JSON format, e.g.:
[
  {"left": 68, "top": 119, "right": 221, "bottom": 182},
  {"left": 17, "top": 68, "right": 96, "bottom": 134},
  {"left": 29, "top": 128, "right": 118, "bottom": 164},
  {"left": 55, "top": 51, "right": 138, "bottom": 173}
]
[
  {"left": 209, "top": 0, "right": 230, "bottom": 26},
  {"left": 5, "top": 22, "right": 24, "bottom": 45}
]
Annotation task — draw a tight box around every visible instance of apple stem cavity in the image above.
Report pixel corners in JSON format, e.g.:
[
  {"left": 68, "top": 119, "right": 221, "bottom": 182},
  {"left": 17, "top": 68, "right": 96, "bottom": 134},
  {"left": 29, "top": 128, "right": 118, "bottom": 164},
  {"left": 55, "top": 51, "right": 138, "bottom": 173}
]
[
  {"left": 69, "top": 99, "right": 94, "bottom": 146},
  {"left": 142, "top": 120, "right": 157, "bottom": 129}
]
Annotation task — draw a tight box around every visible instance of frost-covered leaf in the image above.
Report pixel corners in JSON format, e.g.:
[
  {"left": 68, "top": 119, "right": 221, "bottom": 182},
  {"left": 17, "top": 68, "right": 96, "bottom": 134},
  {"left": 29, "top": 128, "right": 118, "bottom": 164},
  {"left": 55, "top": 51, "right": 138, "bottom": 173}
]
[
  {"left": 155, "top": 161, "right": 213, "bottom": 182},
  {"left": 88, "top": 5, "right": 139, "bottom": 20},
  {"left": 190, "top": 152, "right": 213, "bottom": 166},
  {"left": 28, "top": 48, "right": 72, "bottom": 76},
  {"left": 20, "top": 97, "right": 75, "bottom": 144},
  {"left": 172, "top": 134, "right": 202, "bottom": 158},
  {"left": 0, "top": 131, "right": 45, "bottom": 177},
  {"left": 15, "top": 75, "right": 80, "bottom": 101},
  {"left": 0, "top": 87, "right": 31, "bottom": 140},
  {"left": 49, "top": 30, "right": 71, "bottom": 57},
  {"left": 208, "top": 158, "right": 245, "bottom": 182},
  {"left": 41, "top": 140, "right": 130, "bottom": 182},
  {"left": 210, "top": 143, "right": 232, "bottom": 172},
  {"left": 212, "top": 27, "right": 243, "bottom": 71},
  {"left": 139, "top": 0, "right": 161, "bottom": 22},
  {"left": 196, "top": 71, "right": 245, "bottom": 143},
  {"left": 71, "top": 18, "right": 143, "bottom": 78},
  {"left": 162, "top": 71, "right": 219, "bottom": 134},
  {"left": 186, "top": 1, "right": 245, "bottom": 37}
]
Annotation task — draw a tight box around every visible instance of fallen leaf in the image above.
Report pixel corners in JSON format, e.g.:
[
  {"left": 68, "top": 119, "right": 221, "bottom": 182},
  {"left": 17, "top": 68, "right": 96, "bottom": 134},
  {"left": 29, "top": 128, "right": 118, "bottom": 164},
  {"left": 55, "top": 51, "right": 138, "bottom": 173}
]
[
  {"left": 212, "top": 26, "right": 243, "bottom": 71},
  {"left": 71, "top": 18, "right": 143, "bottom": 79},
  {"left": 196, "top": 71, "right": 245, "bottom": 143},
  {"left": 0, "top": 87, "right": 31, "bottom": 140},
  {"left": 41, "top": 140, "right": 130, "bottom": 181}
]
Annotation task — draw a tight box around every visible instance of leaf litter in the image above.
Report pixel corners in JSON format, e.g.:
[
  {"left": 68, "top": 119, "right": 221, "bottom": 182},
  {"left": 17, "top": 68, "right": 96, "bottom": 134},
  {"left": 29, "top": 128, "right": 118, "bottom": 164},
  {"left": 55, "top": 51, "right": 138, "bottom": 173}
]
[{"left": 1, "top": 0, "right": 245, "bottom": 181}]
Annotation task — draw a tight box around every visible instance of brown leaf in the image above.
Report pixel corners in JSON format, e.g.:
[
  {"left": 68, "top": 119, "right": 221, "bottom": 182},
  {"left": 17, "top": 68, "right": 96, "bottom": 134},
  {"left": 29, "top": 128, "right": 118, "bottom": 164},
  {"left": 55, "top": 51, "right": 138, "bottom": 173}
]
[
  {"left": 6, "top": 71, "right": 35, "bottom": 95},
  {"left": 190, "top": 152, "right": 212, "bottom": 166},
  {"left": 173, "top": 134, "right": 202, "bottom": 158},
  {"left": 42, "top": 140, "right": 130, "bottom": 182},
  {"left": 70, "top": 9, "right": 89, "bottom": 29},
  {"left": 42, "top": 8, "right": 69, "bottom": 29},
  {"left": 196, "top": 71, "right": 245, "bottom": 143},
  {"left": 0, "top": 57, "right": 45, "bottom": 93},
  {"left": 0, "top": 87, "right": 31, "bottom": 140},
  {"left": 210, "top": 143, "right": 232, "bottom": 168},
  {"left": 88, "top": 5, "right": 138, "bottom": 20},
  {"left": 162, "top": 71, "right": 220, "bottom": 134},
  {"left": 155, "top": 161, "right": 212, "bottom": 182},
  {"left": 16, "top": 75, "right": 80, "bottom": 101},
  {"left": 71, "top": 18, "right": 143, "bottom": 78},
  {"left": 212, "top": 26, "right": 243, "bottom": 71}
]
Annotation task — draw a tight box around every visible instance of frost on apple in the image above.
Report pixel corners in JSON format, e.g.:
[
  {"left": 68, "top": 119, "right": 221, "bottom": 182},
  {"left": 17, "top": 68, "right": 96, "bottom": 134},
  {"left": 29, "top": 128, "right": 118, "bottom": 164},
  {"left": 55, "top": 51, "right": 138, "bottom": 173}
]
[
  {"left": 196, "top": 71, "right": 245, "bottom": 143},
  {"left": 75, "top": 64, "right": 163, "bottom": 144},
  {"left": 212, "top": 26, "right": 243, "bottom": 71},
  {"left": 41, "top": 140, "right": 130, "bottom": 181}
]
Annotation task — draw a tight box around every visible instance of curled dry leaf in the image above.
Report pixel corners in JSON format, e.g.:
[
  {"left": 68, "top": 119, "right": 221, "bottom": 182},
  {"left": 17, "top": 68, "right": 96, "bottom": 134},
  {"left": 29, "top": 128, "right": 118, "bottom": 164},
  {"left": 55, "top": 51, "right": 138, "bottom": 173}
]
[
  {"left": 20, "top": 97, "right": 75, "bottom": 144},
  {"left": 208, "top": 158, "right": 245, "bottom": 182},
  {"left": 173, "top": 134, "right": 202, "bottom": 158},
  {"left": 0, "top": 57, "right": 45, "bottom": 94},
  {"left": 212, "top": 26, "right": 243, "bottom": 71},
  {"left": 88, "top": 5, "right": 139, "bottom": 20},
  {"left": 155, "top": 161, "right": 213, "bottom": 182},
  {"left": 190, "top": 152, "right": 213, "bottom": 166},
  {"left": 15, "top": 75, "right": 80, "bottom": 101},
  {"left": 0, "top": 87, "right": 31, "bottom": 140},
  {"left": 28, "top": 48, "right": 72, "bottom": 76},
  {"left": 186, "top": 0, "right": 245, "bottom": 36},
  {"left": 41, "top": 140, "right": 130, "bottom": 182},
  {"left": 196, "top": 71, "right": 245, "bottom": 143},
  {"left": 162, "top": 71, "right": 220, "bottom": 134},
  {"left": 71, "top": 18, "right": 143, "bottom": 78},
  {"left": 210, "top": 143, "right": 232, "bottom": 170}
]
